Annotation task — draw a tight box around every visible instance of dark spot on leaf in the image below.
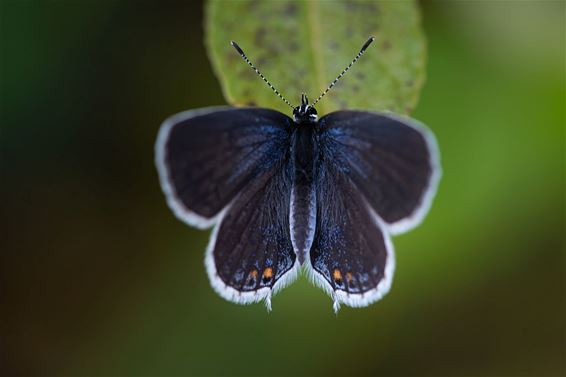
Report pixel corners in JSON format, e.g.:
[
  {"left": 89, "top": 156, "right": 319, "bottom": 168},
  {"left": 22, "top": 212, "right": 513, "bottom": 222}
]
[
  {"left": 291, "top": 78, "right": 304, "bottom": 95},
  {"left": 226, "top": 50, "right": 238, "bottom": 63},
  {"left": 328, "top": 41, "right": 339, "bottom": 51},
  {"left": 246, "top": 0, "right": 259, "bottom": 11},
  {"left": 382, "top": 40, "right": 391, "bottom": 50},
  {"left": 337, "top": 98, "right": 348, "bottom": 110},
  {"left": 285, "top": 3, "right": 297, "bottom": 16},
  {"left": 246, "top": 101, "right": 257, "bottom": 106},
  {"left": 344, "top": 0, "right": 361, "bottom": 11},
  {"left": 255, "top": 26, "right": 267, "bottom": 46},
  {"left": 345, "top": 25, "right": 353, "bottom": 38},
  {"left": 352, "top": 85, "right": 360, "bottom": 93},
  {"left": 223, "top": 22, "right": 234, "bottom": 32},
  {"left": 241, "top": 67, "right": 255, "bottom": 79},
  {"left": 355, "top": 72, "right": 366, "bottom": 80},
  {"left": 406, "top": 79, "right": 414, "bottom": 87},
  {"left": 344, "top": 0, "right": 378, "bottom": 13},
  {"left": 288, "top": 41, "right": 299, "bottom": 52},
  {"left": 365, "top": 24, "right": 378, "bottom": 36},
  {"left": 262, "top": 43, "right": 279, "bottom": 56}
]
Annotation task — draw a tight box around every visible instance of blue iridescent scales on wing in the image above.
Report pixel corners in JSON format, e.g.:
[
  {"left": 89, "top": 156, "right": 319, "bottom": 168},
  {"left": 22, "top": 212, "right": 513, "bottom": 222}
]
[
  {"left": 157, "top": 108, "right": 291, "bottom": 222},
  {"left": 212, "top": 161, "right": 295, "bottom": 294},
  {"left": 319, "top": 111, "right": 440, "bottom": 233},
  {"left": 155, "top": 36, "right": 440, "bottom": 311}
]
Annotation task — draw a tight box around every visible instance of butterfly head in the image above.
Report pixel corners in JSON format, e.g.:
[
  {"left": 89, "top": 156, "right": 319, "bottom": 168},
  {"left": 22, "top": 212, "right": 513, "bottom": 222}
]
[
  {"left": 231, "top": 37, "right": 376, "bottom": 125},
  {"left": 293, "top": 93, "right": 318, "bottom": 124}
]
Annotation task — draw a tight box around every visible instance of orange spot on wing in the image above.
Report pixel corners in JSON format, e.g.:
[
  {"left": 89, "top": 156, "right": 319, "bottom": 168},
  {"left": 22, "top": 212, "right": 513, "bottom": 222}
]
[
  {"left": 346, "top": 272, "right": 353, "bottom": 282},
  {"left": 250, "top": 269, "right": 258, "bottom": 278},
  {"left": 263, "top": 267, "right": 273, "bottom": 279},
  {"left": 333, "top": 268, "right": 342, "bottom": 282}
]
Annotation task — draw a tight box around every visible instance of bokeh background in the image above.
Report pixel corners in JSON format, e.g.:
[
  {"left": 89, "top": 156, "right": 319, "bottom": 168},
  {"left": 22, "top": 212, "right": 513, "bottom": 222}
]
[{"left": 1, "top": 1, "right": 564, "bottom": 376}]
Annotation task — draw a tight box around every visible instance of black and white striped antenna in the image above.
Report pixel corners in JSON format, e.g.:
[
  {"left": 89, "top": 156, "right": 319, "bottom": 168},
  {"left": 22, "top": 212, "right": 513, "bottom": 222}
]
[
  {"left": 230, "top": 41, "right": 294, "bottom": 109},
  {"left": 312, "top": 36, "right": 375, "bottom": 106}
]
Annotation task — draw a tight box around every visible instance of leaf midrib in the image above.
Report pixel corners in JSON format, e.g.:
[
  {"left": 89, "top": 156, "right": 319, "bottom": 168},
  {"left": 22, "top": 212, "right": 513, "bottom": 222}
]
[{"left": 306, "top": 0, "right": 326, "bottom": 114}]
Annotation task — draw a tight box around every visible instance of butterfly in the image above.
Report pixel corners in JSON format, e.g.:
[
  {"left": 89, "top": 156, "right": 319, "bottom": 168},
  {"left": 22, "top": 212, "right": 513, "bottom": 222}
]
[{"left": 155, "top": 37, "right": 441, "bottom": 312}]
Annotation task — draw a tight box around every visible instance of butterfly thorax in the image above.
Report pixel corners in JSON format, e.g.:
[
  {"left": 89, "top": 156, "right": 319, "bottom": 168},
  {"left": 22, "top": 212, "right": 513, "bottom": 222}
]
[{"left": 293, "top": 94, "right": 318, "bottom": 125}]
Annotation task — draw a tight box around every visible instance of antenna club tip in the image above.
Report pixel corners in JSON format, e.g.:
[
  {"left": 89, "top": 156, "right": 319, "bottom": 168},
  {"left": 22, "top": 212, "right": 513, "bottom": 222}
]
[
  {"left": 230, "top": 40, "right": 245, "bottom": 56},
  {"left": 361, "top": 36, "right": 375, "bottom": 52}
]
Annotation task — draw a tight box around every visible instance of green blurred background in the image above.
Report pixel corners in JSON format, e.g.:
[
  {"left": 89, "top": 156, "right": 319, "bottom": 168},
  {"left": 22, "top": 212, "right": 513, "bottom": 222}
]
[{"left": 1, "top": 1, "right": 564, "bottom": 376}]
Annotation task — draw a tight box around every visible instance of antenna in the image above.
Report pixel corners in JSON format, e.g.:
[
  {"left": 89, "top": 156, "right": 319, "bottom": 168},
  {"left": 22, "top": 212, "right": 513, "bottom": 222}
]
[
  {"left": 230, "top": 41, "right": 294, "bottom": 109},
  {"left": 312, "top": 36, "right": 375, "bottom": 106}
]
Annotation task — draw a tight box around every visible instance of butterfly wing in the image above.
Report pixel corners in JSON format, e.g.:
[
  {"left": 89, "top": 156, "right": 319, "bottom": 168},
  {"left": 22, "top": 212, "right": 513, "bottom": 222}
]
[
  {"left": 156, "top": 107, "right": 293, "bottom": 228},
  {"left": 318, "top": 111, "right": 441, "bottom": 235},
  {"left": 206, "top": 161, "right": 298, "bottom": 308},
  {"left": 307, "top": 111, "right": 440, "bottom": 310},
  {"left": 155, "top": 107, "right": 297, "bottom": 307},
  {"left": 307, "top": 157, "right": 395, "bottom": 311}
]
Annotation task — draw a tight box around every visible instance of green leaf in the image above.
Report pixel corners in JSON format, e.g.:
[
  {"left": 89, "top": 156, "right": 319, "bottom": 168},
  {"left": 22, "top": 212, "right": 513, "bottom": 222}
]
[{"left": 205, "top": 0, "right": 426, "bottom": 116}]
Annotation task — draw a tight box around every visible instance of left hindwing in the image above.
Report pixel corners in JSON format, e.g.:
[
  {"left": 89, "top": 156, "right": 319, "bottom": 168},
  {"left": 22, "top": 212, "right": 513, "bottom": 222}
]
[{"left": 207, "top": 161, "right": 298, "bottom": 309}]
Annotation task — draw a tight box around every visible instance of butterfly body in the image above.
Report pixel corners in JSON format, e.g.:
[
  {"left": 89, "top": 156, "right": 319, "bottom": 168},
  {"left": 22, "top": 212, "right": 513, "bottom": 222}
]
[
  {"left": 289, "top": 113, "right": 318, "bottom": 263},
  {"left": 156, "top": 38, "right": 441, "bottom": 311},
  {"left": 156, "top": 105, "right": 440, "bottom": 311}
]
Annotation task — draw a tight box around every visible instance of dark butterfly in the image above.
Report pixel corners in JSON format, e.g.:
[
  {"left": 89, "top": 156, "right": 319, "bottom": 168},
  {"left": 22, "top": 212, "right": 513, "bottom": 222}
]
[{"left": 155, "top": 37, "right": 441, "bottom": 312}]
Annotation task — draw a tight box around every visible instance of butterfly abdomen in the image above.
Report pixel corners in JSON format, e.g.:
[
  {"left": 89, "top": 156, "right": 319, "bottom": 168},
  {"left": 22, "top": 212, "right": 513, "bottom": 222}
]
[{"left": 289, "top": 125, "right": 318, "bottom": 264}]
